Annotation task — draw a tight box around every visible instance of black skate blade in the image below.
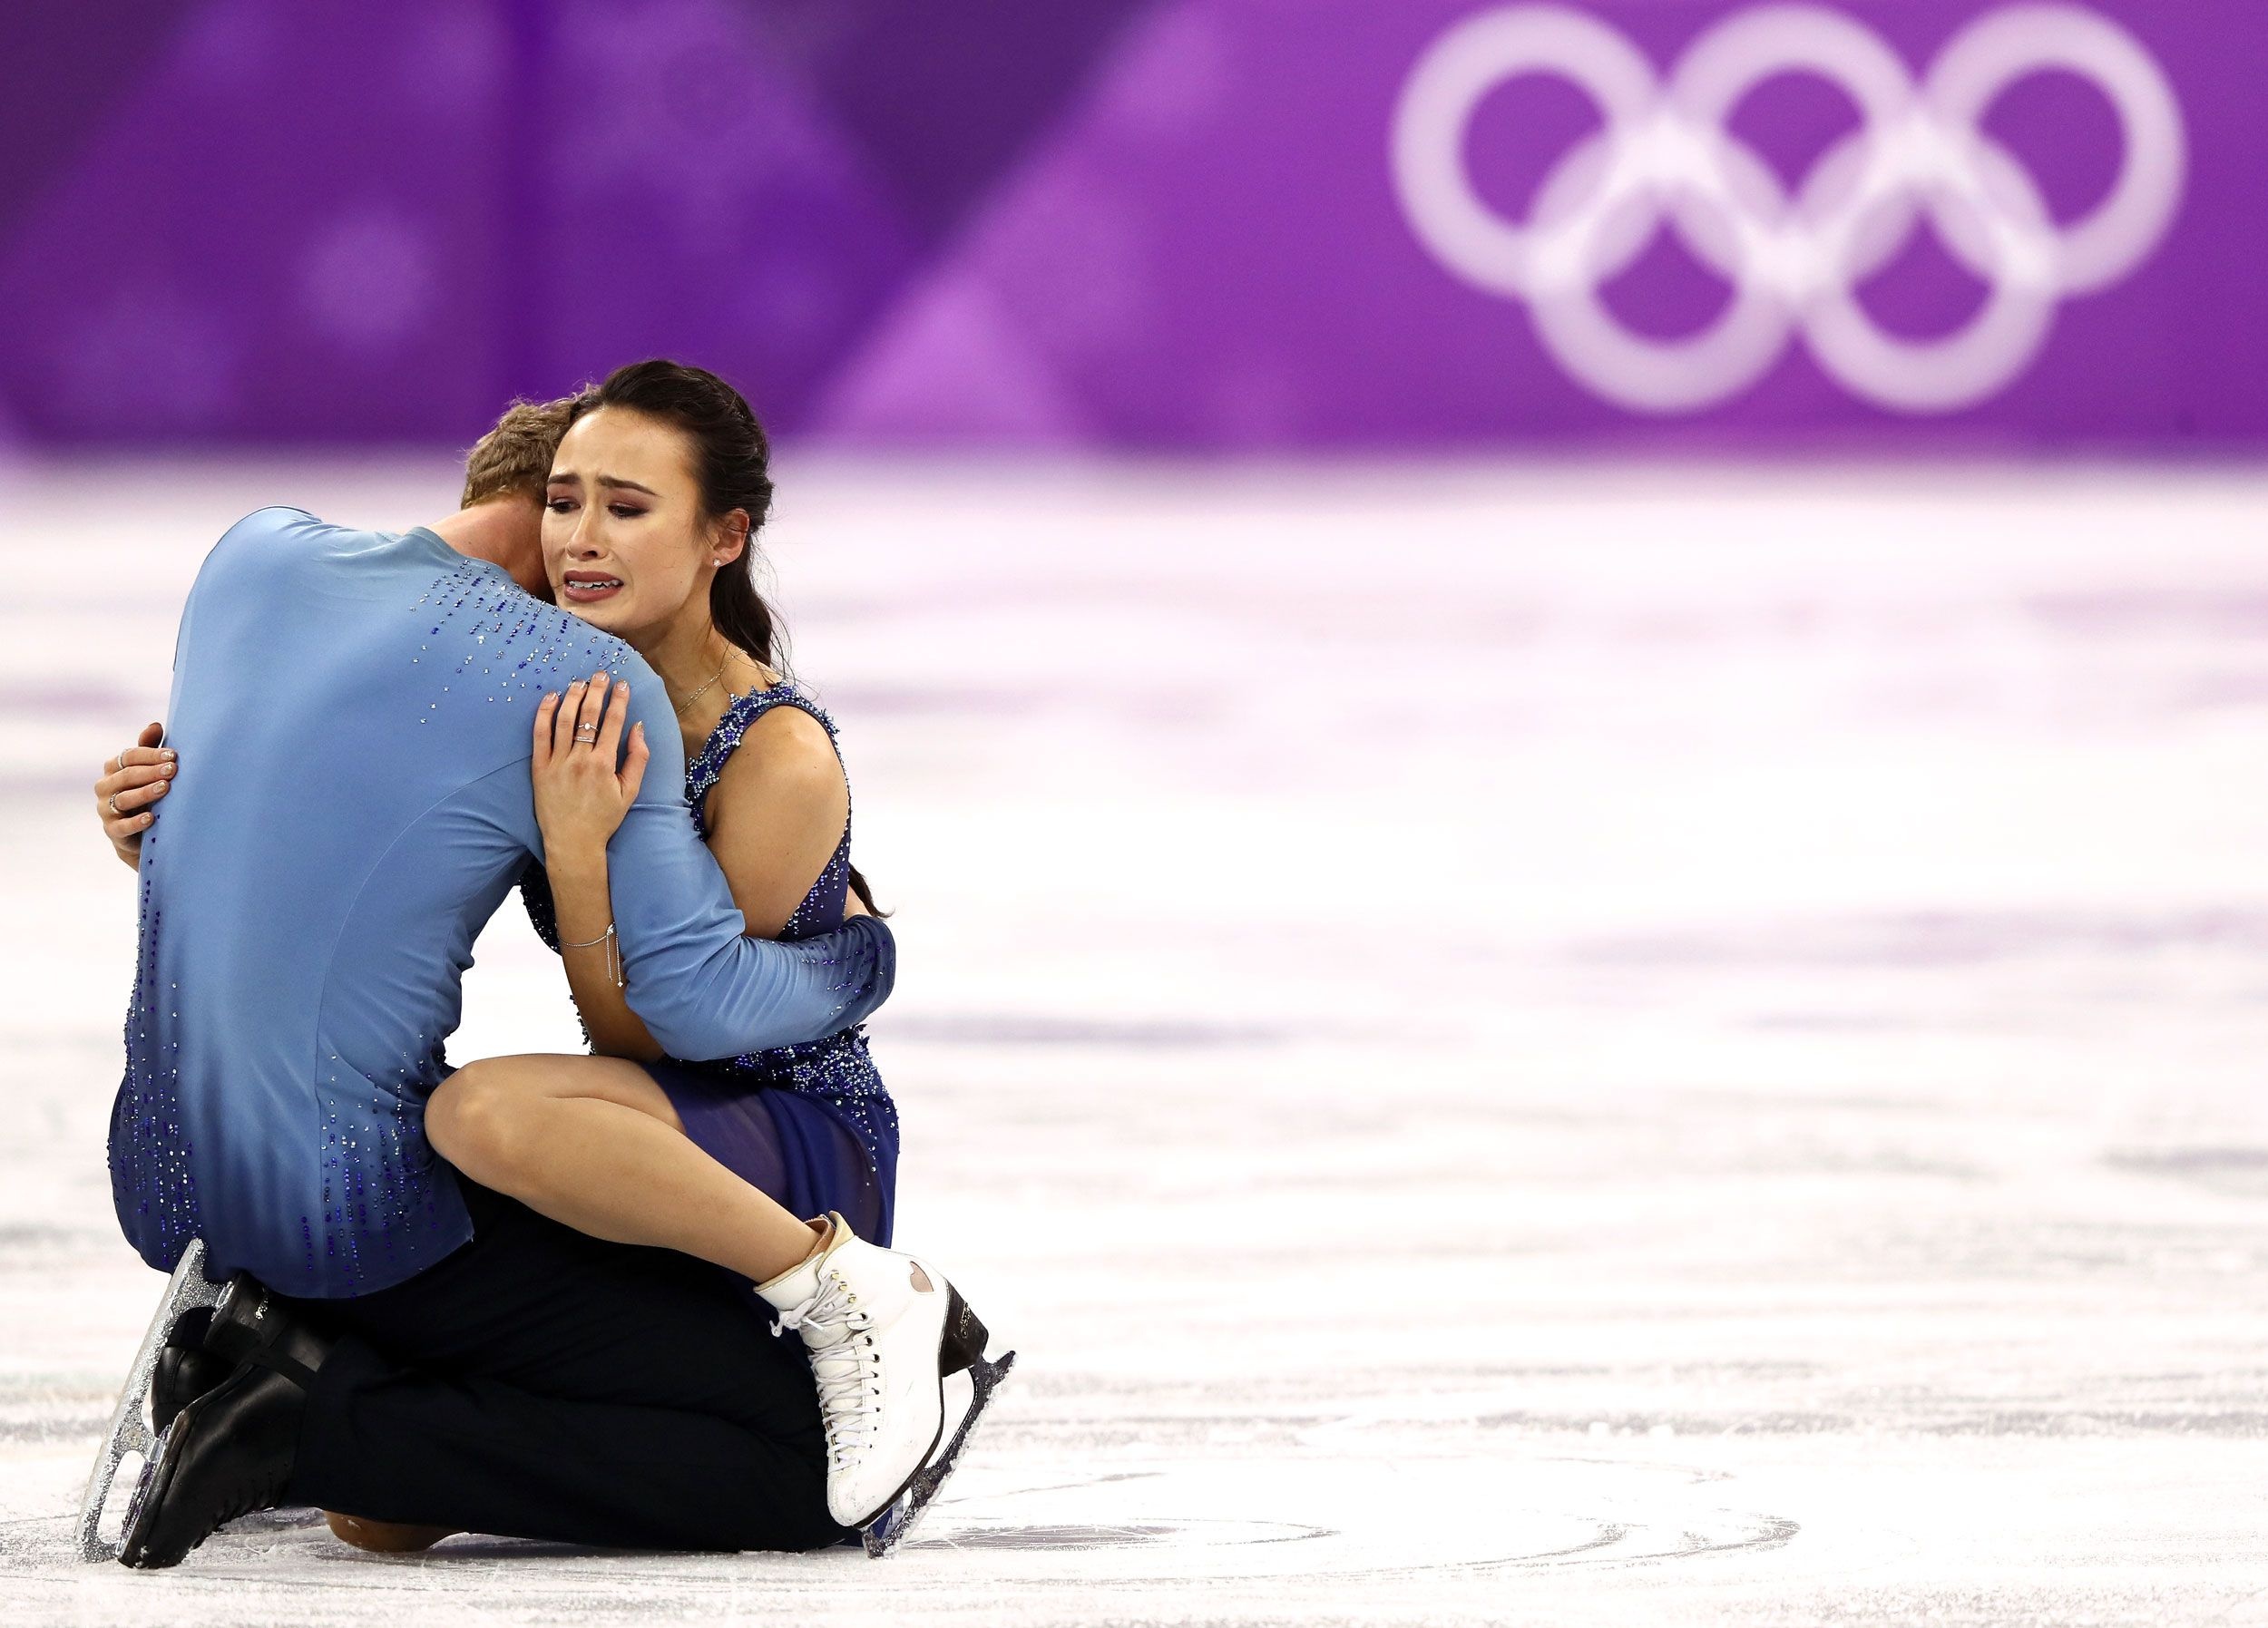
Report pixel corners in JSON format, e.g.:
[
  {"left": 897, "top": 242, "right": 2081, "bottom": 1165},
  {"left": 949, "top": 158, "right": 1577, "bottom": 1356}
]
[
  {"left": 78, "top": 1240, "right": 225, "bottom": 1564},
  {"left": 861, "top": 1347, "right": 1017, "bottom": 1558}
]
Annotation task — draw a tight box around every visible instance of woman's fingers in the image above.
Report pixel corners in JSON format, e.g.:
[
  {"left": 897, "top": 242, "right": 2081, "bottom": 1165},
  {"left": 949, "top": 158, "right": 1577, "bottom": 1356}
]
[
  {"left": 98, "top": 760, "right": 173, "bottom": 797},
  {"left": 535, "top": 670, "right": 623, "bottom": 777},
  {"left": 594, "top": 678, "right": 630, "bottom": 759},
  {"left": 106, "top": 806, "right": 156, "bottom": 842},
  {"left": 562, "top": 676, "right": 595, "bottom": 752},
  {"left": 111, "top": 773, "right": 171, "bottom": 812},
  {"left": 562, "top": 677, "right": 592, "bottom": 756},
  {"left": 115, "top": 723, "right": 165, "bottom": 775},
  {"left": 93, "top": 724, "right": 168, "bottom": 855},
  {"left": 98, "top": 731, "right": 174, "bottom": 787},
  {"left": 533, "top": 689, "right": 560, "bottom": 769},
  {"left": 550, "top": 668, "right": 621, "bottom": 756},
  {"left": 95, "top": 750, "right": 175, "bottom": 853},
  {"left": 576, "top": 671, "right": 611, "bottom": 749}
]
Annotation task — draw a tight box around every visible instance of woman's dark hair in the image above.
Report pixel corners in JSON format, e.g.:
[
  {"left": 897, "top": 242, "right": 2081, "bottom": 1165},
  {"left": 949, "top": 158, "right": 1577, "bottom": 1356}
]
[{"left": 570, "top": 358, "right": 883, "bottom": 916}]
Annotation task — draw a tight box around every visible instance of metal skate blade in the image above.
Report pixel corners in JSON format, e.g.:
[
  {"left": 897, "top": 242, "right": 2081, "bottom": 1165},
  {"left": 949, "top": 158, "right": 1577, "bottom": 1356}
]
[
  {"left": 78, "top": 1241, "right": 225, "bottom": 1563},
  {"left": 861, "top": 1348, "right": 1018, "bottom": 1558}
]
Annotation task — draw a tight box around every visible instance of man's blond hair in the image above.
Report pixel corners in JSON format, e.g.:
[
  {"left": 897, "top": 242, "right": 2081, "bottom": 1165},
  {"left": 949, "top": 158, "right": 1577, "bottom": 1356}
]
[{"left": 460, "top": 394, "right": 583, "bottom": 507}]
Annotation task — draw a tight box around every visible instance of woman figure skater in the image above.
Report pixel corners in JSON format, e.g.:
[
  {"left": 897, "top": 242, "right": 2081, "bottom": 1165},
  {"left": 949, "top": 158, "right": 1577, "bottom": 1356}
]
[{"left": 91, "top": 359, "right": 1012, "bottom": 1553}]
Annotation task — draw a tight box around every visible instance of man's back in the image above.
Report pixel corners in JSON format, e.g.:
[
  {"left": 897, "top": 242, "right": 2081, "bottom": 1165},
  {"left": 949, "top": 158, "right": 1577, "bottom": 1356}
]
[
  {"left": 111, "top": 507, "right": 896, "bottom": 1297},
  {"left": 112, "top": 507, "right": 641, "bottom": 1293}
]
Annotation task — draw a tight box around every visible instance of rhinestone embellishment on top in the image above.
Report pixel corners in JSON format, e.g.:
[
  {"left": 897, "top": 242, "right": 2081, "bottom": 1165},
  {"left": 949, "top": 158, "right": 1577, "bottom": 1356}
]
[{"left": 409, "top": 563, "right": 634, "bottom": 720}]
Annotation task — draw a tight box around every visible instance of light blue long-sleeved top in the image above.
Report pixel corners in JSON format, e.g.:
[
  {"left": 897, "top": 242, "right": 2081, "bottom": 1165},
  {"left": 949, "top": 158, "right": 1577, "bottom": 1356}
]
[{"left": 108, "top": 508, "right": 896, "bottom": 1297}]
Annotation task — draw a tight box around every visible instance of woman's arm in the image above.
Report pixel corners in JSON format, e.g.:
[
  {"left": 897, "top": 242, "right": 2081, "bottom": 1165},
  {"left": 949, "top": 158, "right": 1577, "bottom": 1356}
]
[
  {"left": 543, "top": 842, "right": 665, "bottom": 1061},
  {"left": 532, "top": 674, "right": 665, "bottom": 1061},
  {"left": 559, "top": 704, "right": 855, "bottom": 1057},
  {"left": 699, "top": 704, "right": 854, "bottom": 936},
  {"left": 535, "top": 672, "right": 877, "bottom": 1061}
]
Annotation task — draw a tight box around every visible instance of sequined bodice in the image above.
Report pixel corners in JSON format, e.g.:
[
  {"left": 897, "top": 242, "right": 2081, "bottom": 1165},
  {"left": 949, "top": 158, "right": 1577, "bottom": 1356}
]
[{"left": 521, "top": 678, "right": 884, "bottom": 1098}]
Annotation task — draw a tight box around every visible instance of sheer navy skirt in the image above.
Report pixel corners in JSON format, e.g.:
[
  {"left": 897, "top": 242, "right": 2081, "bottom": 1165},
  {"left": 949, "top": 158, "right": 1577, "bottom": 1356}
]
[{"left": 641, "top": 1026, "right": 898, "bottom": 1248}]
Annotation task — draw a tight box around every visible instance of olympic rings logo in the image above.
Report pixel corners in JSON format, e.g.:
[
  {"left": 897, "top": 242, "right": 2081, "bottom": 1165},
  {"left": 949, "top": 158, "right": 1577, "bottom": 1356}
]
[{"left": 1390, "top": 4, "right": 2185, "bottom": 414}]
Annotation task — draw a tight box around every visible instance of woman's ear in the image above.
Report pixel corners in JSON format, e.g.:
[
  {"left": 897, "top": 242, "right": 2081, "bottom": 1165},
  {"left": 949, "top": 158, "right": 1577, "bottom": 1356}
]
[{"left": 710, "top": 511, "right": 752, "bottom": 569}]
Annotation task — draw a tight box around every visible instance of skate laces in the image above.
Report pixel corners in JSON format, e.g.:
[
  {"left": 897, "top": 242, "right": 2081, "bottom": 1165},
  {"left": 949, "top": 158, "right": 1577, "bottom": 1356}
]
[{"left": 770, "top": 1272, "right": 882, "bottom": 1469}]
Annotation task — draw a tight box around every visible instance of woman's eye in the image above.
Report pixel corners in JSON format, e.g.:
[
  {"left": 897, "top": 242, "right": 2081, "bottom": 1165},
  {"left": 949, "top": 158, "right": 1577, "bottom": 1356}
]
[
  {"left": 545, "top": 497, "right": 573, "bottom": 513},
  {"left": 609, "top": 504, "right": 645, "bottom": 520}
]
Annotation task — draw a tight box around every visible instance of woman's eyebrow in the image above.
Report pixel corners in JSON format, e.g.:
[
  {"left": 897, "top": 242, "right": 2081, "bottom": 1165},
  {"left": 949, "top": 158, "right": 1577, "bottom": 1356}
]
[{"left": 595, "top": 475, "right": 659, "bottom": 496}]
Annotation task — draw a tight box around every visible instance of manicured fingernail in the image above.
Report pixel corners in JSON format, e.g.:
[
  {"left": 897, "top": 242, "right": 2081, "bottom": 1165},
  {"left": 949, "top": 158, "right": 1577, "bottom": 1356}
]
[
  {"left": 159, "top": 749, "right": 175, "bottom": 760},
  {"left": 619, "top": 683, "right": 629, "bottom": 697},
  {"left": 161, "top": 763, "right": 174, "bottom": 775}
]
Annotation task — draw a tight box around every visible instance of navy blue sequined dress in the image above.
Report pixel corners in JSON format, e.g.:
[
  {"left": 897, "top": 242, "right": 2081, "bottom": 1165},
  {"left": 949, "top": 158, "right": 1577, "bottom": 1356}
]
[{"left": 522, "top": 678, "right": 899, "bottom": 1246}]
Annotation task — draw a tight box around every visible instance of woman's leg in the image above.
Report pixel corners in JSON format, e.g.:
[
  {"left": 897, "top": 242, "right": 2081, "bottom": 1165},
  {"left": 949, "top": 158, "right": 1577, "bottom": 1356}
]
[{"left": 426, "top": 1054, "right": 827, "bottom": 1283}]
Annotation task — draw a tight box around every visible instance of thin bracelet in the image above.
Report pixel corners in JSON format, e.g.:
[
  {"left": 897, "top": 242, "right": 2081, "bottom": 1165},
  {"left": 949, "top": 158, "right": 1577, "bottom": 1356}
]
[{"left": 559, "top": 921, "right": 624, "bottom": 989}]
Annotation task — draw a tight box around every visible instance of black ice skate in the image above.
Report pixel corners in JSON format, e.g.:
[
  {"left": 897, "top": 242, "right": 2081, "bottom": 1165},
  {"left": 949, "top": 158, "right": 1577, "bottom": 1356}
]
[
  {"left": 152, "top": 1306, "right": 233, "bottom": 1436},
  {"left": 117, "top": 1273, "right": 333, "bottom": 1569},
  {"left": 77, "top": 1239, "right": 227, "bottom": 1563}
]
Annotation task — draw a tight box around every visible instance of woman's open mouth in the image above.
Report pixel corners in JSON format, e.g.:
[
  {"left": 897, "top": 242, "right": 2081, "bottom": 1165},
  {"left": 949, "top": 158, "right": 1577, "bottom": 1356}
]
[{"left": 562, "top": 572, "right": 624, "bottom": 604}]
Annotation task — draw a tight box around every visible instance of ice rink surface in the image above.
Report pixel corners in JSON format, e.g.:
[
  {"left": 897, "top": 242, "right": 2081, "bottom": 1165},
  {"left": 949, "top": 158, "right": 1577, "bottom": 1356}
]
[{"left": 4, "top": 458, "right": 2266, "bottom": 1625}]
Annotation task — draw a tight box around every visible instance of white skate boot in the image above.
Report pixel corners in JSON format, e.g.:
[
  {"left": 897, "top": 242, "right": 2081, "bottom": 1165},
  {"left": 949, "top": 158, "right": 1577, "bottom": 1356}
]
[{"left": 757, "top": 1214, "right": 1016, "bottom": 1556}]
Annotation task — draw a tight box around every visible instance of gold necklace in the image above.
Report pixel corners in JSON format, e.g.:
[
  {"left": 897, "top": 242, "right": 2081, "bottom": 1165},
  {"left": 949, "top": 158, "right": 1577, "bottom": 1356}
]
[{"left": 672, "top": 649, "right": 732, "bottom": 716}]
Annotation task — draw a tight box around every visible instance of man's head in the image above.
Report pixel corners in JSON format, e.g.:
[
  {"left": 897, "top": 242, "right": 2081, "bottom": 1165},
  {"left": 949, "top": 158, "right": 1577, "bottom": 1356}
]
[
  {"left": 462, "top": 395, "right": 581, "bottom": 509},
  {"left": 449, "top": 394, "right": 583, "bottom": 598}
]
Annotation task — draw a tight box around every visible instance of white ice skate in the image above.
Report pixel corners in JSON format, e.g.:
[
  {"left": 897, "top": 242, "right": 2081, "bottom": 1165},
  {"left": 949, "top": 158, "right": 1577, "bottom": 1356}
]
[{"left": 757, "top": 1214, "right": 1016, "bottom": 1556}]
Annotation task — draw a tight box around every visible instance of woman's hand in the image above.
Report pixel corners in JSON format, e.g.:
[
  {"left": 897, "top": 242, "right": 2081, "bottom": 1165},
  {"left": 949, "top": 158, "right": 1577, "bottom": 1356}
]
[
  {"left": 94, "top": 722, "right": 175, "bottom": 869},
  {"left": 533, "top": 671, "right": 649, "bottom": 862}
]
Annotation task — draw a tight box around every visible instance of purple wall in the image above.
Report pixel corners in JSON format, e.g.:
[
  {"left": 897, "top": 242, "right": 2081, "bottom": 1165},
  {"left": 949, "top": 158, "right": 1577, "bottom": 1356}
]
[{"left": 4, "top": 1, "right": 2261, "bottom": 453}]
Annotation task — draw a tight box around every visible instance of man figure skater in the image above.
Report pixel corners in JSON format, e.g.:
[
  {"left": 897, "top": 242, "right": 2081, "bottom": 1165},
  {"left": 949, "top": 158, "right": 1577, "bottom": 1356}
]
[{"left": 93, "top": 399, "right": 924, "bottom": 1565}]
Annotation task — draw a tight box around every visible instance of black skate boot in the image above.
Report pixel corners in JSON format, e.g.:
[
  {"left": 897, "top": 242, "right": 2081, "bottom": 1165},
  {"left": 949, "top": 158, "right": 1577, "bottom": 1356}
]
[
  {"left": 152, "top": 1307, "right": 233, "bottom": 1437},
  {"left": 118, "top": 1276, "right": 333, "bottom": 1570},
  {"left": 77, "top": 1239, "right": 228, "bottom": 1563}
]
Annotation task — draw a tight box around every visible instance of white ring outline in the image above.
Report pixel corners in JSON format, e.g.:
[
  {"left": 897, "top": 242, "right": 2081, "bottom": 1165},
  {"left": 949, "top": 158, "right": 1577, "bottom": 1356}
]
[{"left": 1389, "top": 3, "right": 2187, "bottom": 414}]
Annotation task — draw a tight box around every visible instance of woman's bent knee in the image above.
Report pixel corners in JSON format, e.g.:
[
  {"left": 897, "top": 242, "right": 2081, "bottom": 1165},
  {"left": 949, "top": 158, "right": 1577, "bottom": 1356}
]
[{"left": 427, "top": 1063, "right": 532, "bottom": 1182}]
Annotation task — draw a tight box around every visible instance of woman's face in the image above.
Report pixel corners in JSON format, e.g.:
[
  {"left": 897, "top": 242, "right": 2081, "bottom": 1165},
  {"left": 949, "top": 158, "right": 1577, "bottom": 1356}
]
[{"left": 542, "top": 406, "right": 732, "bottom": 642}]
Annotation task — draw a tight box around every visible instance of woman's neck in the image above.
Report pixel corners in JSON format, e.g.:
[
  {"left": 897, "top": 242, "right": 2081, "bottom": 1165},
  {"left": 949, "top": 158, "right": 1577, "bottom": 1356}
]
[{"left": 628, "top": 612, "right": 776, "bottom": 750}]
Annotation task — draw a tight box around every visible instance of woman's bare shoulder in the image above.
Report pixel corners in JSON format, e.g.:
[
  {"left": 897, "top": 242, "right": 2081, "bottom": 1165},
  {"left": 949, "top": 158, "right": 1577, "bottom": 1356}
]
[{"left": 706, "top": 701, "right": 845, "bottom": 831}]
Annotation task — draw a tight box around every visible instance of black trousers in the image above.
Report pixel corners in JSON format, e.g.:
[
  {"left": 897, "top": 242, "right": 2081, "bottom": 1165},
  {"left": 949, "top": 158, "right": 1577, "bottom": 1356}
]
[{"left": 279, "top": 1181, "right": 851, "bottom": 1552}]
